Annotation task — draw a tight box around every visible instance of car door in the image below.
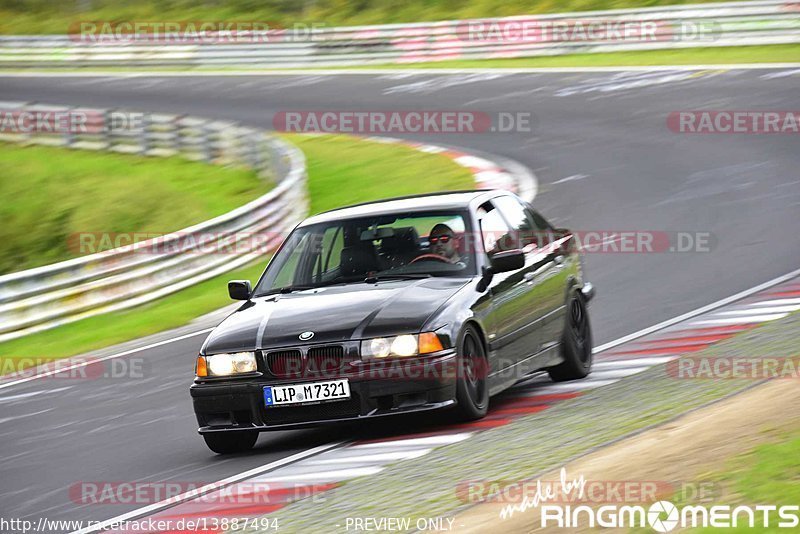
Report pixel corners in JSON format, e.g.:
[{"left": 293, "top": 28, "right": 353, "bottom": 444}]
[
  {"left": 523, "top": 204, "right": 573, "bottom": 351},
  {"left": 492, "top": 195, "right": 561, "bottom": 359},
  {"left": 476, "top": 198, "right": 542, "bottom": 372}
]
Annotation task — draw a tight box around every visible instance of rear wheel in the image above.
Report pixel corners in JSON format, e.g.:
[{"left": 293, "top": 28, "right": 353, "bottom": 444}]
[
  {"left": 453, "top": 325, "right": 489, "bottom": 421},
  {"left": 203, "top": 431, "right": 258, "bottom": 454},
  {"left": 548, "top": 292, "right": 593, "bottom": 382}
]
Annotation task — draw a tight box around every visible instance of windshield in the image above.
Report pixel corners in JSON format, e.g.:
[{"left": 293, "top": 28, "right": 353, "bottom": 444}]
[{"left": 254, "top": 210, "right": 475, "bottom": 296}]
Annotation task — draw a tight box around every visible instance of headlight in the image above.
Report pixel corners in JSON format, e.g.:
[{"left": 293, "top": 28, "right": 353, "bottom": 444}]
[
  {"left": 360, "top": 332, "right": 444, "bottom": 359},
  {"left": 196, "top": 352, "right": 257, "bottom": 377}
]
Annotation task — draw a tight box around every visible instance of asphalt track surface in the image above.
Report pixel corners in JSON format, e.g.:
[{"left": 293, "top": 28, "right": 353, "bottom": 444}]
[{"left": 1, "top": 68, "right": 799, "bottom": 529}]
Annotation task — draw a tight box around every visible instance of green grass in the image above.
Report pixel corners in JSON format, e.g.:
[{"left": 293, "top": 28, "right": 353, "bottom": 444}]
[
  {"left": 4, "top": 44, "right": 795, "bottom": 75},
  {"left": 682, "top": 427, "right": 800, "bottom": 533},
  {"left": 362, "top": 44, "right": 800, "bottom": 68},
  {"left": 0, "top": 0, "right": 733, "bottom": 34},
  {"left": 0, "top": 143, "right": 269, "bottom": 274},
  {"left": 282, "top": 134, "right": 474, "bottom": 214},
  {"left": 0, "top": 133, "right": 473, "bottom": 367}
]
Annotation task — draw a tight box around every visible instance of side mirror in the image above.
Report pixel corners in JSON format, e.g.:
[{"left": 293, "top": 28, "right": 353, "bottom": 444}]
[
  {"left": 581, "top": 282, "right": 596, "bottom": 302},
  {"left": 228, "top": 280, "right": 252, "bottom": 301},
  {"left": 490, "top": 249, "right": 525, "bottom": 274}
]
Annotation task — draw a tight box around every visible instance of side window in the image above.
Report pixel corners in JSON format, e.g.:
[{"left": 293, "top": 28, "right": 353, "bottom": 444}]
[
  {"left": 477, "top": 203, "right": 511, "bottom": 256},
  {"left": 526, "top": 207, "right": 555, "bottom": 249},
  {"left": 271, "top": 232, "right": 311, "bottom": 288},
  {"left": 493, "top": 195, "right": 539, "bottom": 250},
  {"left": 314, "top": 226, "right": 344, "bottom": 281}
]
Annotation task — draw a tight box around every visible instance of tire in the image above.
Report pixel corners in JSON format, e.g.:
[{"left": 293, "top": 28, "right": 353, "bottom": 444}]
[
  {"left": 453, "top": 325, "right": 489, "bottom": 421},
  {"left": 203, "top": 431, "right": 258, "bottom": 454},
  {"left": 548, "top": 291, "right": 593, "bottom": 382}
]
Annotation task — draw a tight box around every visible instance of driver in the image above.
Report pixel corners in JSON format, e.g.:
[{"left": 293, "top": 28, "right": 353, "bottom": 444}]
[{"left": 428, "top": 223, "right": 461, "bottom": 264}]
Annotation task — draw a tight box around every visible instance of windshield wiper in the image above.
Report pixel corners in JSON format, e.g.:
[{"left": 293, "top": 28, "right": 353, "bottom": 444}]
[
  {"left": 259, "top": 282, "right": 335, "bottom": 296},
  {"left": 364, "top": 273, "right": 432, "bottom": 283},
  {"left": 278, "top": 285, "right": 316, "bottom": 294}
]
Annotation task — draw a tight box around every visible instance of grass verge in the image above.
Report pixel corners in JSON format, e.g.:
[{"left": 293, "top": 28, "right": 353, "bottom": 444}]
[
  {"left": 0, "top": 134, "right": 474, "bottom": 367},
  {"left": 685, "top": 427, "right": 800, "bottom": 533},
  {"left": 0, "top": 0, "right": 732, "bottom": 34},
  {"left": 2, "top": 45, "right": 797, "bottom": 75},
  {"left": 362, "top": 44, "right": 800, "bottom": 69},
  {"left": 0, "top": 142, "right": 269, "bottom": 274}
]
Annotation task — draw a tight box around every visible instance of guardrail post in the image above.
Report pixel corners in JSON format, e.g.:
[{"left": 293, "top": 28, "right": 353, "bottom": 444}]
[
  {"left": 251, "top": 138, "right": 261, "bottom": 171},
  {"left": 202, "top": 122, "right": 213, "bottom": 163},
  {"left": 64, "top": 106, "right": 76, "bottom": 148},
  {"left": 138, "top": 113, "right": 150, "bottom": 155},
  {"left": 103, "top": 108, "right": 113, "bottom": 150}
]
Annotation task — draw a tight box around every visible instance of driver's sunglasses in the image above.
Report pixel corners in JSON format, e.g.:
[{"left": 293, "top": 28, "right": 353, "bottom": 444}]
[{"left": 429, "top": 235, "right": 453, "bottom": 244}]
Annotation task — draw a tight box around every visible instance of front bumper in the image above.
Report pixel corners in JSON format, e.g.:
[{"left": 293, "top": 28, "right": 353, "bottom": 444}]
[{"left": 191, "top": 350, "right": 457, "bottom": 433}]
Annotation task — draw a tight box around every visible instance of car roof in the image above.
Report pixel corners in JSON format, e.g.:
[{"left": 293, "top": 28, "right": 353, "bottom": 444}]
[{"left": 299, "top": 189, "right": 509, "bottom": 226}]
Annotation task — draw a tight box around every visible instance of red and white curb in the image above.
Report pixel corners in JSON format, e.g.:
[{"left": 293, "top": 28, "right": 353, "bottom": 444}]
[
  {"left": 83, "top": 271, "right": 800, "bottom": 534},
  {"left": 362, "top": 136, "right": 535, "bottom": 200}
]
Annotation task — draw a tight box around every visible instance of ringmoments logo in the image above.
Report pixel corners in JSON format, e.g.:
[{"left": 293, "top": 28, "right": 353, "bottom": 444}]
[{"left": 499, "top": 469, "right": 800, "bottom": 531}]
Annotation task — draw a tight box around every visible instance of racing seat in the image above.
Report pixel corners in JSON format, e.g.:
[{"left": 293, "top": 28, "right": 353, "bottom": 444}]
[
  {"left": 340, "top": 244, "right": 380, "bottom": 277},
  {"left": 379, "top": 227, "right": 420, "bottom": 269}
]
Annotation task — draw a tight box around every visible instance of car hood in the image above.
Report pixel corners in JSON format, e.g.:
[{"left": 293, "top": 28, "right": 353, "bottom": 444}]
[{"left": 201, "top": 278, "right": 469, "bottom": 353}]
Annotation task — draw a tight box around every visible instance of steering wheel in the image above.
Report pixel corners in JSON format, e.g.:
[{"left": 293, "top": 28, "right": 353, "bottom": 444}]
[{"left": 409, "top": 253, "right": 453, "bottom": 265}]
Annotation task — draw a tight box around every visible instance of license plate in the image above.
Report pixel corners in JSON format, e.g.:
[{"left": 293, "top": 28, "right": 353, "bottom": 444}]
[{"left": 264, "top": 379, "right": 350, "bottom": 407}]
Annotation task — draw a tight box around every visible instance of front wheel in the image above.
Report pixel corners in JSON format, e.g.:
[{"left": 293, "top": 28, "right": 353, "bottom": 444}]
[
  {"left": 203, "top": 431, "right": 258, "bottom": 454},
  {"left": 548, "top": 292, "right": 593, "bottom": 382},
  {"left": 452, "top": 325, "right": 489, "bottom": 421}
]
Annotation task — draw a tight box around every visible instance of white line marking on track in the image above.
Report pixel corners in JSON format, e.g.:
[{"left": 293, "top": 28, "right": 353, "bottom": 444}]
[
  {"left": 588, "top": 367, "right": 652, "bottom": 379},
  {"left": 4, "top": 64, "right": 800, "bottom": 77},
  {"left": 592, "top": 267, "right": 800, "bottom": 354},
  {"left": 692, "top": 313, "right": 789, "bottom": 325},
  {"left": 253, "top": 466, "right": 384, "bottom": 483},
  {"left": 350, "top": 433, "right": 473, "bottom": 449},
  {"left": 594, "top": 357, "right": 677, "bottom": 368},
  {"left": 533, "top": 378, "right": 620, "bottom": 391},
  {"left": 751, "top": 298, "right": 800, "bottom": 306},
  {"left": 719, "top": 305, "right": 800, "bottom": 315},
  {"left": 69, "top": 440, "right": 346, "bottom": 534},
  {"left": 0, "top": 385, "right": 73, "bottom": 403},
  {"left": 0, "top": 328, "right": 213, "bottom": 391},
  {"left": 302, "top": 449, "right": 432, "bottom": 465}
]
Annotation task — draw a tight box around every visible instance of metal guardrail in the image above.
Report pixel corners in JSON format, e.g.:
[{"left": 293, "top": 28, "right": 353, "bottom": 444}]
[
  {"left": 0, "top": 1, "right": 797, "bottom": 68},
  {"left": 0, "top": 102, "right": 308, "bottom": 342}
]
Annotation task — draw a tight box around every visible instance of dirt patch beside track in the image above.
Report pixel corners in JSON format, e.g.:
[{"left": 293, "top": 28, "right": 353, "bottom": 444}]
[{"left": 451, "top": 378, "right": 800, "bottom": 533}]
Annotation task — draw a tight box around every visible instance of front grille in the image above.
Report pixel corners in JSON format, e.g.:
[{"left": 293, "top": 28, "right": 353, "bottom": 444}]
[
  {"left": 266, "top": 350, "right": 303, "bottom": 378},
  {"left": 265, "top": 345, "right": 346, "bottom": 378},
  {"left": 262, "top": 394, "right": 361, "bottom": 425},
  {"left": 307, "top": 345, "right": 345, "bottom": 378}
]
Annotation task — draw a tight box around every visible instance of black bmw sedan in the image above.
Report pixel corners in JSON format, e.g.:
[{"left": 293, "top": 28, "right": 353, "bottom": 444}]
[{"left": 191, "top": 190, "right": 594, "bottom": 453}]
